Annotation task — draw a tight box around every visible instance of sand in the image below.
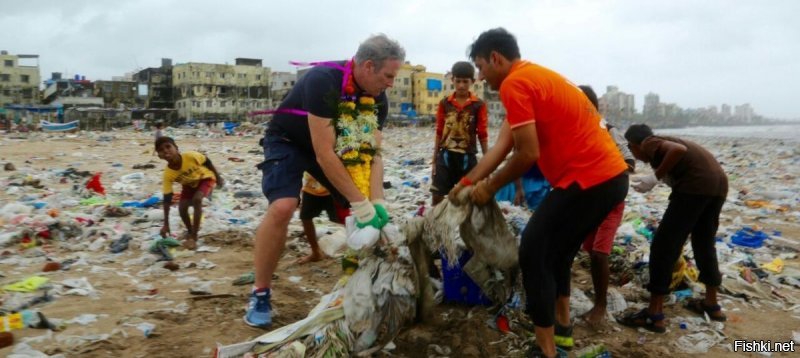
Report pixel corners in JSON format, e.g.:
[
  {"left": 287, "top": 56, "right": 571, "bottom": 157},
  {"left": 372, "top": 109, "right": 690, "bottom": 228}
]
[{"left": 0, "top": 126, "right": 797, "bottom": 357}]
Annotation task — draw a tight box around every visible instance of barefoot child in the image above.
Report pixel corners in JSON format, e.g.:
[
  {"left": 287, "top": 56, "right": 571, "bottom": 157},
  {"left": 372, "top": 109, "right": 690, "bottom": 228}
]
[
  {"left": 296, "top": 172, "right": 344, "bottom": 264},
  {"left": 156, "top": 136, "right": 223, "bottom": 250}
]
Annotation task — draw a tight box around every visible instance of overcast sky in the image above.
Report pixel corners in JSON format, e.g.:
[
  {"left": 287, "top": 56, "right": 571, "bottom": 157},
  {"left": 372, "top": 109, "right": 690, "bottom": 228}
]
[{"left": 3, "top": 0, "right": 798, "bottom": 119}]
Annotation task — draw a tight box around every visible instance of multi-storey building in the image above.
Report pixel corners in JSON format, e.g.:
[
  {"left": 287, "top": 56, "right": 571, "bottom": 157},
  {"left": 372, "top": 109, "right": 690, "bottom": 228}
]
[
  {"left": 270, "top": 71, "right": 296, "bottom": 102},
  {"left": 172, "top": 58, "right": 271, "bottom": 122},
  {"left": 93, "top": 80, "right": 138, "bottom": 109},
  {"left": 482, "top": 88, "right": 506, "bottom": 125},
  {"left": 599, "top": 85, "right": 635, "bottom": 121},
  {"left": 411, "top": 71, "right": 444, "bottom": 117},
  {"left": 134, "top": 58, "right": 174, "bottom": 109},
  {"left": 0, "top": 51, "right": 41, "bottom": 106},
  {"left": 42, "top": 72, "right": 103, "bottom": 108},
  {"left": 386, "top": 62, "right": 424, "bottom": 117},
  {"left": 643, "top": 92, "right": 660, "bottom": 119},
  {"left": 734, "top": 103, "right": 754, "bottom": 123},
  {"left": 720, "top": 104, "right": 731, "bottom": 119}
]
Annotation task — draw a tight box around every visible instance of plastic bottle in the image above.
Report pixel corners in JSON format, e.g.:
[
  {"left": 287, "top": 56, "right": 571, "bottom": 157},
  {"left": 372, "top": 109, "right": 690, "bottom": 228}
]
[{"left": 575, "top": 344, "right": 611, "bottom": 358}]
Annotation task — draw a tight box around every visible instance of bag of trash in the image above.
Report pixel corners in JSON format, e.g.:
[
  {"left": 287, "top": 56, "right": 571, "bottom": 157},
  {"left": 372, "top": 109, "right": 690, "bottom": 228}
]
[
  {"left": 423, "top": 187, "right": 517, "bottom": 270},
  {"left": 343, "top": 225, "right": 418, "bottom": 355}
]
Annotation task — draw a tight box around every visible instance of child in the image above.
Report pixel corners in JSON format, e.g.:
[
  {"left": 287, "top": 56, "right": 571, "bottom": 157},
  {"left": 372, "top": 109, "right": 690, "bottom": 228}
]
[
  {"left": 156, "top": 136, "right": 223, "bottom": 250},
  {"left": 296, "top": 173, "right": 344, "bottom": 264},
  {"left": 430, "top": 61, "right": 489, "bottom": 206},
  {"left": 577, "top": 85, "right": 635, "bottom": 330},
  {"left": 154, "top": 121, "right": 164, "bottom": 140}
]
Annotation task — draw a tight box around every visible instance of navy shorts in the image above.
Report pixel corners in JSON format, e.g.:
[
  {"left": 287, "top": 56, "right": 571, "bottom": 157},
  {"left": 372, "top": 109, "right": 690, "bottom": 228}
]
[{"left": 258, "top": 133, "right": 346, "bottom": 206}]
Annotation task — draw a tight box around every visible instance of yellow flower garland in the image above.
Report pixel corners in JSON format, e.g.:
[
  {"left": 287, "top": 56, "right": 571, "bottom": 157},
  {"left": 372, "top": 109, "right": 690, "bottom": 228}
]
[{"left": 335, "top": 95, "right": 378, "bottom": 198}]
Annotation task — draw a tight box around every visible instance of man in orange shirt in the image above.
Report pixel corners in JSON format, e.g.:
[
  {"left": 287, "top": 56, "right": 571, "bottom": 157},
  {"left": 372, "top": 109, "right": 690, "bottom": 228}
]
[{"left": 449, "top": 28, "right": 628, "bottom": 357}]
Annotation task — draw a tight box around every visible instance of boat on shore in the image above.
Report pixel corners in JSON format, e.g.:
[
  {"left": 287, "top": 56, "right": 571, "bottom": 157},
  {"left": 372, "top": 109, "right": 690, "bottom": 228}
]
[{"left": 40, "top": 120, "right": 79, "bottom": 132}]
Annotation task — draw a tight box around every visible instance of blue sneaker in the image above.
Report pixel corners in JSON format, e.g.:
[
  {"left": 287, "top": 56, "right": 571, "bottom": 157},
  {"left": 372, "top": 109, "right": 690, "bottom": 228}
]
[{"left": 244, "top": 288, "right": 272, "bottom": 328}]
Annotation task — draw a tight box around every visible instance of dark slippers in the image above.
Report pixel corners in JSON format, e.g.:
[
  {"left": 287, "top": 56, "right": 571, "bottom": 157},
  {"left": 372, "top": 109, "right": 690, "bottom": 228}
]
[
  {"left": 617, "top": 309, "right": 666, "bottom": 333},
  {"left": 685, "top": 298, "right": 727, "bottom": 322}
]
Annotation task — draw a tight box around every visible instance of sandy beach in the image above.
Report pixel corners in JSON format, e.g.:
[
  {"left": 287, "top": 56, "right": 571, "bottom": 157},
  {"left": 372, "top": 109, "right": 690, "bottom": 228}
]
[{"left": 0, "top": 125, "right": 798, "bottom": 357}]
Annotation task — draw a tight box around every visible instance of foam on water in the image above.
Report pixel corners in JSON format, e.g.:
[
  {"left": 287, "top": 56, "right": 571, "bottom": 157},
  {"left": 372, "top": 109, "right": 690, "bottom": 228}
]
[{"left": 656, "top": 124, "right": 800, "bottom": 141}]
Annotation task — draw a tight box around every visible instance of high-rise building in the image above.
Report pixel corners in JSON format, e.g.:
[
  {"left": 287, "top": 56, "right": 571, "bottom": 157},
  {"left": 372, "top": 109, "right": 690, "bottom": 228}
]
[
  {"left": 720, "top": 104, "right": 731, "bottom": 118},
  {"left": 599, "top": 85, "right": 635, "bottom": 121},
  {"left": 0, "top": 51, "right": 41, "bottom": 106},
  {"left": 643, "top": 92, "right": 660, "bottom": 118}
]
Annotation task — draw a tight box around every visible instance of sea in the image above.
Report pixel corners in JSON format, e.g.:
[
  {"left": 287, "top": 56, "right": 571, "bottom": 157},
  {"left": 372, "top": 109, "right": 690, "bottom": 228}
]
[{"left": 656, "top": 124, "right": 800, "bottom": 141}]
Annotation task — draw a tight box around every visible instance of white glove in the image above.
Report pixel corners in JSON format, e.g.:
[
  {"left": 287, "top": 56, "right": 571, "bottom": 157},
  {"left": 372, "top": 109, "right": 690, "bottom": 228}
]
[
  {"left": 631, "top": 174, "right": 658, "bottom": 193},
  {"left": 351, "top": 199, "right": 377, "bottom": 227}
]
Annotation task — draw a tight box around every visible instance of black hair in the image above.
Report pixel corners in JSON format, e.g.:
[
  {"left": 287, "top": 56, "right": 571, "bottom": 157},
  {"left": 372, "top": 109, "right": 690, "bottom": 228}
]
[
  {"left": 578, "top": 85, "right": 599, "bottom": 110},
  {"left": 155, "top": 136, "right": 177, "bottom": 151},
  {"left": 451, "top": 61, "right": 475, "bottom": 79},
  {"left": 468, "top": 28, "right": 521, "bottom": 61},
  {"left": 624, "top": 124, "right": 654, "bottom": 145}
]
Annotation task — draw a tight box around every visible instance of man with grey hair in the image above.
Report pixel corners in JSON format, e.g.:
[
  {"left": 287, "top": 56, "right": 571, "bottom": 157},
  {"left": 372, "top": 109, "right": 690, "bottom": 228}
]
[{"left": 245, "top": 34, "right": 405, "bottom": 328}]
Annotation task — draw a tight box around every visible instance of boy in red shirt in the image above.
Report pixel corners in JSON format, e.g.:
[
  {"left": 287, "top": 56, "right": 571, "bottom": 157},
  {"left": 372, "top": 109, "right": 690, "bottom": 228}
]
[{"left": 430, "top": 61, "right": 488, "bottom": 206}]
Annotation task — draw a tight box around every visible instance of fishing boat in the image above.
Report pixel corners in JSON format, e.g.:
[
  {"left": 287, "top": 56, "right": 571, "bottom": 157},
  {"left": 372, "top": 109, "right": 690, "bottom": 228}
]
[{"left": 40, "top": 120, "right": 79, "bottom": 132}]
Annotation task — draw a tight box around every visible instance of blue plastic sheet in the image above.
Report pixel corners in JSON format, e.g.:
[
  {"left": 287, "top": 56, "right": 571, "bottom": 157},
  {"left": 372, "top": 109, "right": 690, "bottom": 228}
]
[
  {"left": 121, "top": 196, "right": 161, "bottom": 208},
  {"left": 731, "top": 227, "right": 770, "bottom": 248}
]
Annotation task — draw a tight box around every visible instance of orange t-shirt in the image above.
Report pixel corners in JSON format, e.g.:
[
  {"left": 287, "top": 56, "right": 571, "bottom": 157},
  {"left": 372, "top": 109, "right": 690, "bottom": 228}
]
[{"left": 499, "top": 61, "right": 626, "bottom": 189}]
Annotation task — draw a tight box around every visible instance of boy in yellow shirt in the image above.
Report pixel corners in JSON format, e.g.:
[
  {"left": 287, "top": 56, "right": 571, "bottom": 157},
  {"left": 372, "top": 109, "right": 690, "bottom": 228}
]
[{"left": 156, "top": 136, "right": 223, "bottom": 250}]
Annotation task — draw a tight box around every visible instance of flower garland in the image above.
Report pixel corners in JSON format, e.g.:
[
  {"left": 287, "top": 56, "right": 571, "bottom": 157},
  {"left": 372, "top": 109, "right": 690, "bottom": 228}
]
[{"left": 334, "top": 62, "right": 379, "bottom": 198}]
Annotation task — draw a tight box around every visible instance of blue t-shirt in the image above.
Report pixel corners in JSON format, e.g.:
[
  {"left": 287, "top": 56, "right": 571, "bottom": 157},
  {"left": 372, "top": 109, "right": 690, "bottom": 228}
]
[{"left": 266, "top": 61, "right": 388, "bottom": 153}]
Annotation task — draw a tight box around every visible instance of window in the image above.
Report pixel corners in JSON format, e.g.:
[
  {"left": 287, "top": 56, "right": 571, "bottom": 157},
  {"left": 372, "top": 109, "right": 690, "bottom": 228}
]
[
  {"left": 3, "top": 60, "right": 12, "bottom": 67},
  {"left": 390, "top": 102, "right": 396, "bottom": 108},
  {"left": 428, "top": 91, "right": 432, "bottom": 98},
  {"left": 401, "top": 90, "right": 407, "bottom": 97},
  {"left": 206, "top": 72, "right": 212, "bottom": 78},
  {"left": 0, "top": 74, "right": 10, "bottom": 82},
  {"left": 20, "top": 75, "right": 30, "bottom": 83},
  {"left": 220, "top": 101, "right": 226, "bottom": 108},
  {"left": 219, "top": 73, "right": 225, "bottom": 79},
  {"left": 256, "top": 75, "right": 262, "bottom": 80},
  {"left": 427, "top": 104, "right": 433, "bottom": 111},
  {"left": 404, "top": 78, "right": 409, "bottom": 85},
  {"left": 291, "top": 81, "right": 295, "bottom": 85},
  {"left": 206, "top": 100, "right": 212, "bottom": 107}
]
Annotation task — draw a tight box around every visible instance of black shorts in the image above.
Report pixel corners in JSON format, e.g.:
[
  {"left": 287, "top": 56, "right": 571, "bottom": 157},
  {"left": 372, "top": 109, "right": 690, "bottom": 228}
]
[
  {"left": 430, "top": 149, "right": 477, "bottom": 195},
  {"left": 300, "top": 191, "right": 339, "bottom": 222}
]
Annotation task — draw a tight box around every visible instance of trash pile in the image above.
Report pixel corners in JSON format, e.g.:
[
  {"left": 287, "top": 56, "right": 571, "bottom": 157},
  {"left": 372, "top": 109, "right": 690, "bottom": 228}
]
[
  {"left": 0, "top": 128, "right": 269, "bottom": 355},
  {"left": 0, "top": 126, "right": 796, "bottom": 356},
  {"left": 215, "top": 222, "right": 419, "bottom": 357}
]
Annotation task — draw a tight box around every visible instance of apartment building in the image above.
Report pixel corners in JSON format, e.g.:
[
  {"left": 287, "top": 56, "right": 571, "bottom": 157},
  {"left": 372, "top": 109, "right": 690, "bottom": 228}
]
[
  {"left": 0, "top": 51, "right": 41, "bottom": 106},
  {"left": 93, "top": 80, "right": 138, "bottom": 108},
  {"left": 386, "top": 62, "right": 425, "bottom": 116},
  {"left": 134, "top": 58, "right": 174, "bottom": 109},
  {"left": 270, "top": 71, "right": 296, "bottom": 102},
  {"left": 172, "top": 58, "right": 271, "bottom": 122},
  {"left": 411, "top": 71, "right": 444, "bottom": 117}
]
